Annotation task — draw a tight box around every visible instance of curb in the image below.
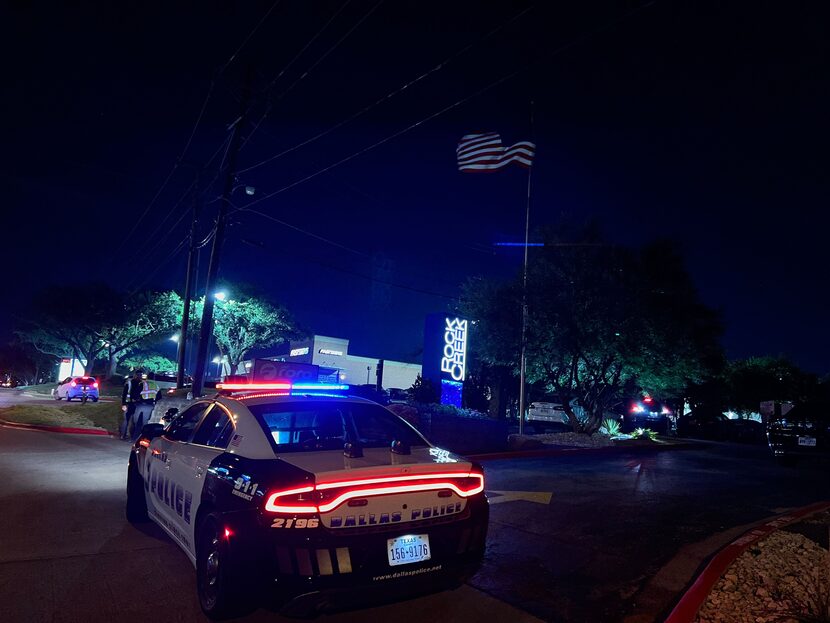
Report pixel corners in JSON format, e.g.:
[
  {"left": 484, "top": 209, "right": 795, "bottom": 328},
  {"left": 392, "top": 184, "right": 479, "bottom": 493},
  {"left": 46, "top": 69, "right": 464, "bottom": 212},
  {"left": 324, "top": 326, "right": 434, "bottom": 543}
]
[
  {"left": 664, "top": 500, "right": 830, "bottom": 623},
  {"left": 0, "top": 418, "right": 113, "bottom": 436},
  {"left": 467, "top": 441, "right": 702, "bottom": 461}
]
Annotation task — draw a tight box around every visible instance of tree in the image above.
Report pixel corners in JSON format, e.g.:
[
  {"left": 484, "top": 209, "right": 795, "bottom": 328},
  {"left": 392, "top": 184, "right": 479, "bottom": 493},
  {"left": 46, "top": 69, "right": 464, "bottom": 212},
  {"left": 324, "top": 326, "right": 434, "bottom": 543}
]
[
  {"left": 210, "top": 296, "right": 299, "bottom": 371},
  {"left": 724, "top": 357, "right": 817, "bottom": 414},
  {"left": 121, "top": 353, "right": 177, "bottom": 374},
  {"left": 99, "top": 291, "right": 182, "bottom": 376},
  {"left": 0, "top": 342, "right": 57, "bottom": 384},
  {"left": 16, "top": 284, "right": 125, "bottom": 375},
  {"left": 462, "top": 232, "right": 722, "bottom": 434}
]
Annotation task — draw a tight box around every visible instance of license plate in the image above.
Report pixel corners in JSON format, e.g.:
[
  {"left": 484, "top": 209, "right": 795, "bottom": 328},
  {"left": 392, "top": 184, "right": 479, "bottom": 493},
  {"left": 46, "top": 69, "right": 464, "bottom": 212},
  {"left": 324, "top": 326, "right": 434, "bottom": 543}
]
[
  {"left": 798, "top": 436, "right": 817, "bottom": 447},
  {"left": 387, "top": 534, "right": 430, "bottom": 567}
]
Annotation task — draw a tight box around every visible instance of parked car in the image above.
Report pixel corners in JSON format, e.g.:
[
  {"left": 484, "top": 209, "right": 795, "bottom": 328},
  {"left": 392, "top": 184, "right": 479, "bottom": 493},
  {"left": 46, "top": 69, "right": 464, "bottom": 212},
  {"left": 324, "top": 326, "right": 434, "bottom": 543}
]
[
  {"left": 53, "top": 376, "right": 99, "bottom": 402},
  {"left": 677, "top": 408, "right": 764, "bottom": 443},
  {"left": 621, "top": 396, "right": 672, "bottom": 434},
  {"left": 526, "top": 402, "right": 566, "bottom": 423},
  {"left": 767, "top": 403, "right": 830, "bottom": 465}
]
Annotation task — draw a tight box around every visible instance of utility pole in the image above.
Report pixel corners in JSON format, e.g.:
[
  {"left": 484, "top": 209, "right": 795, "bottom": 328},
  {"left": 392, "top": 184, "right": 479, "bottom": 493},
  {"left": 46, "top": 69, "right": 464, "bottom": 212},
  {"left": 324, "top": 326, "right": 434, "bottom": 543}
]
[
  {"left": 192, "top": 71, "right": 251, "bottom": 397},
  {"left": 176, "top": 169, "right": 200, "bottom": 389}
]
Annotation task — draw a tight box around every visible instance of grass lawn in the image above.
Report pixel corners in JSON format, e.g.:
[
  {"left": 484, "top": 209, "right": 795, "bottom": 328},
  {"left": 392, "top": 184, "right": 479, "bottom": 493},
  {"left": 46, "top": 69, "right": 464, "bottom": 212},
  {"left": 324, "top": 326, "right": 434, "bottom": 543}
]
[{"left": 0, "top": 402, "right": 122, "bottom": 432}]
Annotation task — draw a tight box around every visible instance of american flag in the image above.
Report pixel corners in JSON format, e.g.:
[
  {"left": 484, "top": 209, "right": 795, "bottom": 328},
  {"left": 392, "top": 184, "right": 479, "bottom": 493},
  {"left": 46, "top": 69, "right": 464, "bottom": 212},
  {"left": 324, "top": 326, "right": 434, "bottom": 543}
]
[{"left": 456, "top": 132, "right": 535, "bottom": 172}]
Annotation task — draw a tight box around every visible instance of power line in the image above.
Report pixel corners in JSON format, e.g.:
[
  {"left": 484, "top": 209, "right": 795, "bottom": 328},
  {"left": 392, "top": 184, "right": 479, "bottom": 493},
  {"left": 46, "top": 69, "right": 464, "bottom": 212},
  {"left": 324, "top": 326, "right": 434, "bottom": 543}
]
[
  {"left": 218, "top": 0, "right": 283, "bottom": 74},
  {"left": 127, "top": 238, "right": 187, "bottom": 295},
  {"left": 238, "top": 3, "right": 536, "bottom": 175},
  {"left": 241, "top": 0, "right": 381, "bottom": 154},
  {"left": 117, "top": 134, "right": 232, "bottom": 273},
  {"left": 240, "top": 206, "right": 369, "bottom": 258},
  {"left": 236, "top": 197, "right": 470, "bottom": 292},
  {"left": 240, "top": 238, "right": 458, "bottom": 301},
  {"left": 274, "top": 0, "right": 384, "bottom": 103},
  {"left": 111, "top": 0, "right": 283, "bottom": 260},
  {"left": 131, "top": 1, "right": 383, "bottom": 275},
  {"left": 237, "top": 1, "right": 658, "bottom": 210}
]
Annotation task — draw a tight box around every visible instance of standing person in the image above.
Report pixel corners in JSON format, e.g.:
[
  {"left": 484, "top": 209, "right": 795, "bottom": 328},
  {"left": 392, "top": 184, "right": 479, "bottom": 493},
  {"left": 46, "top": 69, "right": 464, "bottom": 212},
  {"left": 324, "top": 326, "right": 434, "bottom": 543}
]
[
  {"left": 131, "top": 372, "right": 159, "bottom": 442},
  {"left": 120, "top": 369, "right": 143, "bottom": 440}
]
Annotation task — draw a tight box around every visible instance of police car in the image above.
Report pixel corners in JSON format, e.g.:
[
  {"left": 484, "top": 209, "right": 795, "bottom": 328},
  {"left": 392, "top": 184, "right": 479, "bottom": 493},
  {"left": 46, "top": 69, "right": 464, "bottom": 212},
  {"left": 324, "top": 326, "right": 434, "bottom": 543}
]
[{"left": 126, "top": 381, "right": 488, "bottom": 618}]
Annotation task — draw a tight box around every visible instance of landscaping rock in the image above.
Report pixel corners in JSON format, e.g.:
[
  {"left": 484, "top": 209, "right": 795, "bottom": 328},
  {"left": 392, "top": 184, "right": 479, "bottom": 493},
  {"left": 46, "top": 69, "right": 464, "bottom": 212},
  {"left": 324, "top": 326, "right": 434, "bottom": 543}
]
[{"left": 695, "top": 529, "right": 829, "bottom": 623}]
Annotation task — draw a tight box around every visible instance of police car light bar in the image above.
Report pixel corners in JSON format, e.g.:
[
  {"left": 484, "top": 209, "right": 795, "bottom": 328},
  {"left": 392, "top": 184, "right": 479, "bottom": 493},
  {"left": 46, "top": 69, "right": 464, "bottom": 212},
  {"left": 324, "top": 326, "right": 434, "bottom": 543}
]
[
  {"left": 216, "top": 381, "right": 349, "bottom": 392},
  {"left": 264, "top": 471, "right": 485, "bottom": 514}
]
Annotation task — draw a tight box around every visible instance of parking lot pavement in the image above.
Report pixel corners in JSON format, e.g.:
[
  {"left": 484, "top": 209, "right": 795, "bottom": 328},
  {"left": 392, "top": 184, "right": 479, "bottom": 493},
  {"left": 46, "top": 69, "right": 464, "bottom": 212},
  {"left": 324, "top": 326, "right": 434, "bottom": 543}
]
[
  {"left": 0, "top": 426, "right": 540, "bottom": 623},
  {"left": 471, "top": 443, "right": 828, "bottom": 622},
  {"left": 2, "top": 422, "right": 826, "bottom": 623}
]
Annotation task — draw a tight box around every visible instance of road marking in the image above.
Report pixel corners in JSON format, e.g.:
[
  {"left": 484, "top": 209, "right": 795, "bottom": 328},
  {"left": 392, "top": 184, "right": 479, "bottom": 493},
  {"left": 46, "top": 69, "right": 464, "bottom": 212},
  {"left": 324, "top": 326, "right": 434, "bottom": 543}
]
[{"left": 486, "top": 490, "right": 553, "bottom": 505}]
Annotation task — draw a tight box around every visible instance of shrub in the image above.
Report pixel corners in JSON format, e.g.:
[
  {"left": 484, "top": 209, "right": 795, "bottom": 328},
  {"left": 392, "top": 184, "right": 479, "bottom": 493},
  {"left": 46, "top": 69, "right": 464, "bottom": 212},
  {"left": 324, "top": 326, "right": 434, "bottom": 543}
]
[
  {"left": 599, "top": 418, "right": 621, "bottom": 436},
  {"left": 630, "top": 427, "right": 658, "bottom": 441}
]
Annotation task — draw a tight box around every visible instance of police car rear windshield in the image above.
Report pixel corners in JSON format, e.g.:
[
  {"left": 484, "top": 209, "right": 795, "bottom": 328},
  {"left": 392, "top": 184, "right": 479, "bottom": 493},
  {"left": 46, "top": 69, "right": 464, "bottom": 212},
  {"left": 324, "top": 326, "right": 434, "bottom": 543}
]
[
  {"left": 247, "top": 401, "right": 428, "bottom": 453},
  {"left": 75, "top": 377, "right": 97, "bottom": 385}
]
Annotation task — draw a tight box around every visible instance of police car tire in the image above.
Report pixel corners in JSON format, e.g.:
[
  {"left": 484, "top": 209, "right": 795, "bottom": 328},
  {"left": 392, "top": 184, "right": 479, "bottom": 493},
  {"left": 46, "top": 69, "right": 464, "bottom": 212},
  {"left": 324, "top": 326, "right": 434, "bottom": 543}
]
[
  {"left": 125, "top": 454, "right": 149, "bottom": 523},
  {"left": 196, "top": 514, "right": 250, "bottom": 620}
]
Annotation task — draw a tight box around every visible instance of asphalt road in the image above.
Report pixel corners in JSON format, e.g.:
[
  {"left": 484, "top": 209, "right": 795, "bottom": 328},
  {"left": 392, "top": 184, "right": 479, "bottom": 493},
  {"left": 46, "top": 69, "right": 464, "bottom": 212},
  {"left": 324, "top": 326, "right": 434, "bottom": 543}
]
[
  {"left": 0, "top": 425, "right": 539, "bottom": 623},
  {"left": 474, "top": 442, "right": 828, "bottom": 622},
  {"left": 0, "top": 414, "right": 826, "bottom": 623}
]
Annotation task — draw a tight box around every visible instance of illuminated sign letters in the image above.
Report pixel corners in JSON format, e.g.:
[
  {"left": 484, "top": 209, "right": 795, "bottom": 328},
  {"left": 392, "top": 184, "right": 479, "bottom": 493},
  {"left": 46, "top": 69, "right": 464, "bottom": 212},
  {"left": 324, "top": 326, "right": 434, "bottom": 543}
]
[
  {"left": 319, "top": 349, "right": 343, "bottom": 356},
  {"left": 289, "top": 347, "right": 309, "bottom": 357},
  {"left": 440, "top": 318, "right": 468, "bottom": 381}
]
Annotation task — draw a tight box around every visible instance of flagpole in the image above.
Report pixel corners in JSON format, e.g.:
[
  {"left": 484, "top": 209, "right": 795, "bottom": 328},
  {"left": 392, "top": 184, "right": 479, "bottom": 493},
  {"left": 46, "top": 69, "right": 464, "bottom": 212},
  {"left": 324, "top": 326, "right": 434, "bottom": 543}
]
[{"left": 518, "top": 100, "right": 534, "bottom": 436}]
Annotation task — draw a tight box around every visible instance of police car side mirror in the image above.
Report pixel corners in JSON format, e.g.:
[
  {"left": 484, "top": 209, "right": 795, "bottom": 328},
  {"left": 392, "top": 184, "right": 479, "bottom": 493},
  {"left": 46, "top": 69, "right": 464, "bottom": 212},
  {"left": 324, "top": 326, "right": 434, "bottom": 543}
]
[
  {"left": 140, "top": 423, "right": 164, "bottom": 438},
  {"left": 162, "top": 407, "right": 179, "bottom": 424},
  {"left": 390, "top": 439, "right": 411, "bottom": 455}
]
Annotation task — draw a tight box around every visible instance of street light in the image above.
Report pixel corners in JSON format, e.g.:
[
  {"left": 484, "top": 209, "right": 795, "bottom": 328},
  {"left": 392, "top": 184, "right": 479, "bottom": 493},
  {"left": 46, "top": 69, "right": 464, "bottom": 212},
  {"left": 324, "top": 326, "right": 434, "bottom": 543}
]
[
  {"left": 212, "top": 356, "right": 223, "bottom": 379},
  {"left": 170, "top": 334, "right": 180, "bottom": 343},
  {"left": 214, "top": 291, "right": 227, "bottom": 302}
]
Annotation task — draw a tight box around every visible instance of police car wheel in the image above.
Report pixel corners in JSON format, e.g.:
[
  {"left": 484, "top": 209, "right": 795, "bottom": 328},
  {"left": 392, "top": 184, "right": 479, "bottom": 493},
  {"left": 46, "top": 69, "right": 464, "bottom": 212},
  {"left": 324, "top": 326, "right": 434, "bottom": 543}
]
[
  {"left": 125, "top": 454, "right": 148, "bottom": 523},
  {"left": 197, "top": 514, "right": 248, "bottom": 620},
  {"left": 92, "top": 397, "right": 99, "bottom": 402}
]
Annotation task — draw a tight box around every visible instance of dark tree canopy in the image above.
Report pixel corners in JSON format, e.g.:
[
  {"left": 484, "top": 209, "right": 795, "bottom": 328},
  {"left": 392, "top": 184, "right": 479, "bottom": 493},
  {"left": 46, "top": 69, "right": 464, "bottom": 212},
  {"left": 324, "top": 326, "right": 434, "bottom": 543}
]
[{"left": 462, "top": 231, "right": 722, "bottom": 433}]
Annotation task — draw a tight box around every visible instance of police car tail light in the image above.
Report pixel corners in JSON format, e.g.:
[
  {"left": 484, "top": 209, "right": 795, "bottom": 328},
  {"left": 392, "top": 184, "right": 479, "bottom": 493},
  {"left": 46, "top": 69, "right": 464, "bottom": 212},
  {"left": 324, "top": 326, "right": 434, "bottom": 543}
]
[
  {"left": 265, "top": 485, "right": 318, "bottom": 514},
  {"left": 264, "top": 472, "right": 485, "bottom": 515},
  {"left": 93, "top": 382, "right": 99, "bottom": 388},
  {"left": 70, "top": 381, "right": 77, "bottom": 388}
]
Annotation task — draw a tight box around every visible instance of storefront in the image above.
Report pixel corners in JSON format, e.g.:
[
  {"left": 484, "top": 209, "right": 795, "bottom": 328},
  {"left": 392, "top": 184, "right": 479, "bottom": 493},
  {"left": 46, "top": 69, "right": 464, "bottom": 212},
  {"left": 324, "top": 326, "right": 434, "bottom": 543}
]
[{"left": 255, "top": 335, "right": 421, "bottom": 390}]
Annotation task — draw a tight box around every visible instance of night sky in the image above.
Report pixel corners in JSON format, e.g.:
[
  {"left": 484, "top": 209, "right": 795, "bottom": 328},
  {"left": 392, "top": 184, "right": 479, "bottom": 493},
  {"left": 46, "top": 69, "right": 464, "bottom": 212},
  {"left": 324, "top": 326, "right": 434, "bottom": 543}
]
[{"left": 3, "top": 1, "right": 829, "bottom": 374}]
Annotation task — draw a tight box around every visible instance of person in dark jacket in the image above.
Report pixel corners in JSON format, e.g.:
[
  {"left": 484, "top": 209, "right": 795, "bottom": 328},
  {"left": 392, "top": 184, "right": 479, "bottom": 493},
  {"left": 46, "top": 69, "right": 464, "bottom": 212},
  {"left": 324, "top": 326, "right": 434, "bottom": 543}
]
[{"left": 120, "top": 370, "right": 144, "bottom": 440}]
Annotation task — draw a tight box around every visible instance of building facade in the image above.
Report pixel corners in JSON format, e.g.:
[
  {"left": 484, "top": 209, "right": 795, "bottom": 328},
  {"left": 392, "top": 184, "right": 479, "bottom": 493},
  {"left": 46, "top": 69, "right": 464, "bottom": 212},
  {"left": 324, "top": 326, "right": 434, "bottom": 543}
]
[{"left": 257, "top": 335, "right": 421, "bottom": 390}]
